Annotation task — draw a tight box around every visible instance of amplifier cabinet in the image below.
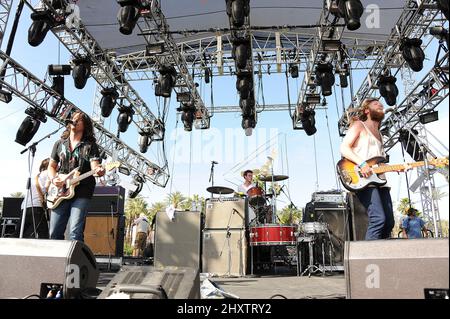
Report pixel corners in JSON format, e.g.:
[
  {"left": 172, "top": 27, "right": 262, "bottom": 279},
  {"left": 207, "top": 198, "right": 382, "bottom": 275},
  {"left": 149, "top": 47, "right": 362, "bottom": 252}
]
[
  {"left": 204, "top": 197, "right": 247, "bottom": 229},
  {"left": 84, "top": 214, "right": 125, "bottom": 257}
]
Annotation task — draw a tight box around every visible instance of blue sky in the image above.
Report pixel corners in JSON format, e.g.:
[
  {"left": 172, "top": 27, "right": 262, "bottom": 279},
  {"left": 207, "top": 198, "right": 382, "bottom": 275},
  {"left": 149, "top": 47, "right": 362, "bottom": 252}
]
[{"left": 0, "top": 3, "right": 448, "bottom": 221}]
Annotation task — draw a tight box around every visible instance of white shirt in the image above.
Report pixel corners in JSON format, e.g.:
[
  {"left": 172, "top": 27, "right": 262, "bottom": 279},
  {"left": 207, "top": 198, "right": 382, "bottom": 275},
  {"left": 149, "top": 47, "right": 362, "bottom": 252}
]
[
  {"left": 21, "top": 170, "right": 48, "bottom": 209},
  {"left": 134, "top": 217, "right": 149, "bottom": 233},
  {"left": 238, "top": 183, "right": 255, "bottom": 194}
]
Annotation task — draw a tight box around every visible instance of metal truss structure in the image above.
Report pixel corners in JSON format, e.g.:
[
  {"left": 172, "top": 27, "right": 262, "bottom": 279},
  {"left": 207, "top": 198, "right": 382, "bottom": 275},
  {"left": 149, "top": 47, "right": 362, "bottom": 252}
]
[
  {"left": 0, "top": 0, "right": 13, "bottom": 48},
  {"left": 0, "top": 50, "right": 169, "bottom": 187}
]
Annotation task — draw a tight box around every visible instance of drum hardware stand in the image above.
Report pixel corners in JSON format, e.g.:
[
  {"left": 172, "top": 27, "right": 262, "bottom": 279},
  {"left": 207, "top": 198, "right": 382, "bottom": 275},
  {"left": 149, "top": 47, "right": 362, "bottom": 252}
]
[
  {"left": 220, "top": 212, "right": 234, "bottom": 277},
  {"left": 300, "top": 234, "right": 325, "bottom": 277},
  {"left": 209, "top": 161, "right": 217, "bottom": 198},
  {"left": 267, "top": 156, "right": 277, "bottom": 223}
]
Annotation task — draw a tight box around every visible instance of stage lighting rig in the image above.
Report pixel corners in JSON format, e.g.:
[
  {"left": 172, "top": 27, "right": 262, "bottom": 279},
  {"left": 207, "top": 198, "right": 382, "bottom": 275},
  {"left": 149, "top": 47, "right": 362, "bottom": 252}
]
[
  {"left": 0, "top": 89, "right": 13, "bottom": 104},
  {"left": 146, "top": 42, "right": 165, "bottom": 55},
  {"left": 377, "top": 74, "right": 399, "bottom": 106},
  {"left": 117, "top": 106, "right": 134, "bottom": 133},
  {"left": 332, "top": 0, "right": 364, "bottom": 31},
  {"left": 100, "top": 88, "right": 119, "bottom": 118},
  {"left": 178, "top": 102, "right": 195, "bottom": 132},
  {"left": 128, "top": 174, "right": 144, "bottom": 198},
  {"left": 226, "top": 0, "right": 250, "bottom": 28},
  {"left": 430, "top": 26, "right": 449, "bottom": 47},
  {"left": 138, "top": 126, "right": 152, "bottom": 153},
  {"left": 300, "top": 107, "right": 317, "bottom": 136},
  {"left": 15, "top": 107, "right": 47, "bottom": 146},
  {"left": 204, "top": 67, "right": 211, "bottom": 84},
  {"left": 242, "top": 116, "right": 256, "bottom": 136},
  {"left": 71, "top": 57, "right": 91, "bottom": 89},
  {"left": 315, "top": 62, "right": 335, "bottom": 96},
  {"left": 437, "top": 0, "right": 449, "bottom": 21},
  {"left": 289, "top": 64, "right": 299, "bottom": 78},
  {"left": 236, "top": 71, "right": 252, "bottom": 98},
  {"left": 240, "top": 96, "right": 255, "bottom": 117},
  {"left": 337, "top": 63, "right": 349, "bottom": 88},
  {"left": 117, "top": 0, "right": 142, "bottom": 35},
  {"left": 155, "top": 64, "right": 177, "bottom": 98},
  {"left": 400, "top": 38, "right": 425, "bottom": 72},
  {"left": 28, "top": 10, "right": 56, "bottom": 47},
  {"left": 232, "top": 37, "right": 251, "bottom": 70},
  {"left": 176, "top": 91, "right": 192, "bottom": 103}
]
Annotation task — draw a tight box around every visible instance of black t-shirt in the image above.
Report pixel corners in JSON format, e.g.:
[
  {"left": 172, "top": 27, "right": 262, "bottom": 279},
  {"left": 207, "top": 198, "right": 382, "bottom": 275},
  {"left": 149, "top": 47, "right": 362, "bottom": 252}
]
[{"left": 50, "top": 138, "right": 101, "bottom": 199}]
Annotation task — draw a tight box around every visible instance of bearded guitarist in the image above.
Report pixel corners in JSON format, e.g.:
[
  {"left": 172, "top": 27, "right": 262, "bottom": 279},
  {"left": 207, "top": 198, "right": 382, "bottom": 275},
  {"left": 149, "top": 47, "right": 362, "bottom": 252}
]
[
  {"left": 339, "top": 98, "right": 409, "bottom": 240},
  {"left": 48, "top": 111, "right": 105, "bottom": 242}
]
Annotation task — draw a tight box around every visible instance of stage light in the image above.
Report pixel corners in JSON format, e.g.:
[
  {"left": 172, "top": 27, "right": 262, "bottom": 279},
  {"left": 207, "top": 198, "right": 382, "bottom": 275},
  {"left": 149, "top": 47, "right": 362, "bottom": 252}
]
[
  {"left": 289, "top": 64, "right": 299, "bottom": 78},
  {"left": 181, "top": 109, "right": 195, "bottom": 132},
  {"left": 51, "top": 76, "right": 65, "bottom": 96},
  {"left": 400, "top": 38, "right": 425, "bottom": 72},
  {"left": 240, "top": 96, "right": 255, "bottom": 117},
  {"left": 337, "top": 0, "right": 364, "bottom": 31},
  {"left": 48, "top": 64, "right": 71, "bottom": 76},
  {"left": 315, "top": 62, "right": 335, "bottom": 96},
  {"left": 236, "top": 72, "right": 252, "bottom": 98},
  {"left": 377, "top": 75, "right": 399, "bottom": 106},
  {"left": 117, "top": 0, "right": 140, "bottom": 35},
  {"left": 339, "top": 73, "right": 348, "bottom": 88},
  {"left": 322, "top": 39, "right": 342, "bottom": 52},
  {"left": 156, "top": 64, "right": 177, "bottom": 98},
  {"left": 419, "top": 111, "right": 439, "bottom": 124},
  {"left": 146, "top": 42, "right": 165, "bottom": 55},
  {"left": 226, "top": 0, "right": 250, "bottom": 28},
  {"left": 138, "top": 130, "right": 151, "bottom": 153},
  {"left": 399, "top": 129, "right": 424, "bottom": 161},
  {"left": 232, "top": 38, "right": 250, "bottom": 69},
  {"left": 15, "top": 107, "right": 47, "bottom": 146},
  {"left": 301, "top": 109, "right": 317, "bottom": 136},
  {"left": 241, "top": 116, "right": 256, "bottom": 130},
  {"left": 100, "top": 88, "right": 119, "bottom": 118},
  {"left": 205, "top": 67, "right": 211, "bottom": 84},
  {"left": 128, "top": 175, "right": 144, "bottom": 199},
  {"left": 28, "top": 11, "right": 54, "bottom": 47},
  {"left": 437, "top": 0, "right": 449, "bottom": 21},
  {"left": 176, "top": 92, "right": 192, "bottom": 103},
  {"left": 430, "top": 26, "right": 449, "bottom": 46},
  {"left": 305, "top": 94, "right": 321, "bottom": 104},
  {"left": 117, "top": 106, "right": 134, "bottom": 133},
  {"left": 72, "top": 58, "right": 91, "bottom": 89},
  {"left": 0, "top": 89, "right": 13, "bottom": 103}
]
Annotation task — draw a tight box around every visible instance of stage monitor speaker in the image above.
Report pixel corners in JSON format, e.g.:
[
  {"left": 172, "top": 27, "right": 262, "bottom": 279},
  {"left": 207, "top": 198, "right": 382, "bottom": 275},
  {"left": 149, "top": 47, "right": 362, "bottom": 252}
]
[
  {"left": 1, "top": 197, "right": 24, "bottom": 218},
  {"left": 97, "top": 266, "right": 200, "bottom": 299},
  {"left": 0, "top": 238, "right": 99, "bottom": 299},
  {"left": 315, "top": 207, "right": 349, "bottom": 265},
  {"left": 202, "top": 229, "right": 247, "bottom": 276},
  {"left": 154, "top": 211, "right": 201, "bottom": 270},
  {"left": 346, "top": 192, "right": 368, "bottom": 241},
  {"left": 204, "top": 198, "right": 247, "bottom": 229},
  {"left": 345, "top": 238, "right": 449, "bottom": 299},
  {"left": 84, "top": 214, "right": 125, "bottom": 257},
  {"left": 87, "top": 186, "right": 125, "bottom": 215}
]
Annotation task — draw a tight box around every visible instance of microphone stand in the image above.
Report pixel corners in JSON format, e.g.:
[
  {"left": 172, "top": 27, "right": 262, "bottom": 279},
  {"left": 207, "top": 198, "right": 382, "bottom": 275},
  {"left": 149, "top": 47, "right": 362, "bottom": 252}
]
[
  {"left": 209, "top": 161, "right": 216, "bottom": 198},
  {"left": 18, "top": 126, "right": 64, "bottom": 238}
]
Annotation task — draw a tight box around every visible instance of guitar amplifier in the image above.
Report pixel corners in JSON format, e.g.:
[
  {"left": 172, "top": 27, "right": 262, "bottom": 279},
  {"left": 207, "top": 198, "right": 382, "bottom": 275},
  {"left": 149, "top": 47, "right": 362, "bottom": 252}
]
[
  {"left": 204, "top": 197, "right": 247, "bottom": 229},
  {"left": 311, "top": 191, "right": 346, "bottom": 204},
  {"left": 87, "top": 186, "right": 125, "bottom": 215}
]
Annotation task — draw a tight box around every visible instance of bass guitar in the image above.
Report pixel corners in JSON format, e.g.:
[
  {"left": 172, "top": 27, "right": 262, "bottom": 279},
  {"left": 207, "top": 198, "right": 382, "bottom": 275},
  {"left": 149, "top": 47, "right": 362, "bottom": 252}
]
[
  {"left": 336, "top": 156, "right": 448, "bottom": 192},
  {"left": 46, "top": 161, "right": 121, "bottom": 209}
]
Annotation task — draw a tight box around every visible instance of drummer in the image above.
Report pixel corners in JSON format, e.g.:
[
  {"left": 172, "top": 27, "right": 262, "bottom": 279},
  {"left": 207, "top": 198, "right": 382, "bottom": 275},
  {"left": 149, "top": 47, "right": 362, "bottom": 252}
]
[{"left": 236, "top": 170, "right": 257, "bottom": 225}]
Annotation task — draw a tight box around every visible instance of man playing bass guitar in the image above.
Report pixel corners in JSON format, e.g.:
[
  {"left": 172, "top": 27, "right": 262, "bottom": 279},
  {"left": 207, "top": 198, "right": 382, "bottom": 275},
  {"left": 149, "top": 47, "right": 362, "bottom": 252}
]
[
  {"left": 340, "top": 98, "right": 409, "bottom": 240},
  {"left": 48, "top": 111, "right": 105, "bottom": 242}
]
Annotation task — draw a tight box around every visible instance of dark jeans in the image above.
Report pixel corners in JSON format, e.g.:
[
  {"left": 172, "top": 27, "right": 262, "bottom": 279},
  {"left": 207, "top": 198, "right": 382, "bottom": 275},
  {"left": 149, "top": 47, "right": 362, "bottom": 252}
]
[
  {"left": 356, "top": 187, "right": 394, "bottom": 240},
  {"left": 49, "top": 197, "right": 90, "bottom": 241},
  {"left": 14, "top": 207, "right": 49, "bottom": 239}
]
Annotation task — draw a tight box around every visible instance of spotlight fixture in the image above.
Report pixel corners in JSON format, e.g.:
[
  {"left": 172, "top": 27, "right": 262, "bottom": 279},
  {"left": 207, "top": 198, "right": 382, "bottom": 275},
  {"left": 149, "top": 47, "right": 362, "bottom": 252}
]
[
  {"left": 437, "top": 0, "right": 449, "bottom": 21},
  {"left": 399, "top": 129, "right": 424, "bottom": 161},
  {"left": 138, "top": 128, "right": 151, "bottom": 153},
  {"left": 15, "top": 107, "right": 47, "bottom": 146},
  {"left": 48, "top": 64, "right": 71, "bottom": 76},
  {"left": 232, "top": 38, "right": 251, "bottom": 70},
  {"left": 176, "top": 91, "right": 192, "bottom": 103},
  {"left": 305, "top": 93, "right": 321, "bottom": 104},
  {"left": 28, "top": 10, "right": 54, "bottom": 47},
  {"left": 128, "top": 174, "right": 144, "bottom": 199},
  {"left": 51, "top": 76, "right": 65, "bottom": 96},
  {"left": 146, "top": 42, "right": 165, "bottom": 55},
  {"left": 205, "top": 67, "right": 211, "bottom": 84},
  {"left": 377, "top": 75, "right": 399, "bottom": 106},
  {"left": 236, "top": 72, "right": 252, "bottom": 98},
  {"left": 400, "top": 38, "right": 425, "bottom": 72},
  {"left": 117, "top": 106, "right": 134, "bottom": 132},
  {"left": 315, "top": 62, "right": 335, "bottom": 96},
  {"left": 419, "top": 111, "right": 439, "bottom": 124},
  {"left": 117, "top": 0, "right": 141, "bottom": 35},
  {"left": 0, "top": 89, "right": 13, "bottom": 103},
  {"left": 72, "top": 57, "right": 91, "bottom": 89},
  {"left": 289, "top": 64, "right": 299, "bottom": 78},
  {"left": 336, "top": 0, "right": 364, "bottom": 31},
  {"left": 100, "top": 88, "right": 119, "bottom": 118},
  {"left": 430, "top": 26, "right": 449, "bottom": 47},
  {"left": 226, "top": 0, "right": 250, "bottom": 28},
  {"left": 156, "top": 64, "right": 177, "bottom": 98},
  {"left": 301, "top": 108, "right": 317, "bottom": 136},
  {"left": 321, "top": 39, "right": 342, "bottom": 52},
  {"left": 338, "top": 63, "right": 349, "bottom": 88},
  {"left": 240, "top": 96, "right": 255, "bottom": 117},
  {"left": 181, "top": 109, "right": 195, "bottom": 132}
]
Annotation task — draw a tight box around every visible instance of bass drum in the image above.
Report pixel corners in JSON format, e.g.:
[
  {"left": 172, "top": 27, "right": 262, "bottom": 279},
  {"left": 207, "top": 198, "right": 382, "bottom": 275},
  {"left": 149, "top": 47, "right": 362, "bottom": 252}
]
[{"left": 249, "top": 224, "right": 297, "bottom": 246}]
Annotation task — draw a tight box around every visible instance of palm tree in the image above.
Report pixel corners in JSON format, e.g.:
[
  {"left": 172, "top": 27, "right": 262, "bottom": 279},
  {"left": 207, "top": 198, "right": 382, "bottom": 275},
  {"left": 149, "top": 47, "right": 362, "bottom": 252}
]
[
  {"left": 277, "top": 205, "right": 302, "bottom": 225},
  {"left": 165, "top": 191, "right": 185, "bottom": 210},
  {"left": 148, "top": 201, "right": 166, "bottom": 223},
  {"left": 10, "top": 192, "right": 24, "bottom": 198},
  {"left": 124, "top": 195, "right": 149, "bottom": 245},
  {"left": 397, "top": 198, "right": 415, "bottom": 216}
]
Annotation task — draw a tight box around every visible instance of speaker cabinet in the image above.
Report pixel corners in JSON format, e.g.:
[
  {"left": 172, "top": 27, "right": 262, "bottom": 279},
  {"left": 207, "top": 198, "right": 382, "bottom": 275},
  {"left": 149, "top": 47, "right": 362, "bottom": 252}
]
[
  {"left": 88, "top": 186, "right": 125, "bottom": 215},
  {"left": 315, "top": 207, "right": 350, "bottom": 264},
  {"left": 202, "top": 229, "right": 247, "bottom": 276},
  {"left": 154, "top": 211, "right": 201, "bottom": 270},
  {"left": 1, "top": 197, "right": 24, "bottom": 218},
  {"left": 345, "top": 238, "right": 449, "bottom": 299},
  {"left": 98, "top": 266, "right": 200, "bottom": 299},
  {"left": 346, "top": 192, "right": 368, "bottom": 241},
  {"left": 204, "top": 198, "right": 247, "bottom": 229},
  {"left": 84, "top": 214, "right": 125, "bottom": 257},
  {"left": 0, "top": 238, "right": 99, "bottom": 299}
]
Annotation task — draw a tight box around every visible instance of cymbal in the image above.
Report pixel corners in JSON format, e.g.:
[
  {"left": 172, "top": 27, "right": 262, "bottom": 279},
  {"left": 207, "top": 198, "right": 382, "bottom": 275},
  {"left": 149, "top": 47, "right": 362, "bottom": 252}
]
[
  {"left": 258, "top": 175, "right": 289, "bottom": 182},
  {"left": 206, "top": 186, "right": 234, "bottom": 195}
]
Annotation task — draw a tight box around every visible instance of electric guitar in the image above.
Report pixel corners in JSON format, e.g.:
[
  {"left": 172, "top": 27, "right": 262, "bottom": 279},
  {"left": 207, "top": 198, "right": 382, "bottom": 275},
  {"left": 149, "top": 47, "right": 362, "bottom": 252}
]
[
  {"left": 46, "top": 161, "right": 121, "bottom": 209},
  {"left": 336, "top": 156, "right": 448, "bottom": 192}
]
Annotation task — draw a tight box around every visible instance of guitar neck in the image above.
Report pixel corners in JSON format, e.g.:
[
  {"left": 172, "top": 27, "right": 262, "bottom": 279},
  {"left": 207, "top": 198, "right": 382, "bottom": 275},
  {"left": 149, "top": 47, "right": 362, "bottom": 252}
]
[
  {"left": 372, "top": 161, "right": 425, "bottom": 174},
  {"left": 70, "top": 169, "right": 96, "bottom": 185}
]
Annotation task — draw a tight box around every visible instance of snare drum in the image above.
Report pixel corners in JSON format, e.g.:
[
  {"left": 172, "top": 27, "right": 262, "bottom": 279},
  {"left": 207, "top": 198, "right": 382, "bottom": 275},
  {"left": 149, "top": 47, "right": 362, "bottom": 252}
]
[
  {"left": 247, "top": 187, "right": 266, "bottom": 207},
  {"left": 249, "top": 224, "right": 297, "bottom": 246},
  {"left": 301, "top": 222, "right": 327, "bottom": 234}
]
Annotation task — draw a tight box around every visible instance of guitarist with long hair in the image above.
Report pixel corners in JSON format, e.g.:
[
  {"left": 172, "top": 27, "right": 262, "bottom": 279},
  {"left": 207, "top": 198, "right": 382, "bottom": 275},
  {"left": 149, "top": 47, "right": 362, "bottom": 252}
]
[
  {"left": 340, "top": 98, "right": 408, "bottom": 240},
  {"left": 47, "top": 111, "right": 105, "bottom": 241}
]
